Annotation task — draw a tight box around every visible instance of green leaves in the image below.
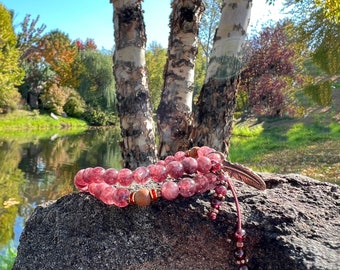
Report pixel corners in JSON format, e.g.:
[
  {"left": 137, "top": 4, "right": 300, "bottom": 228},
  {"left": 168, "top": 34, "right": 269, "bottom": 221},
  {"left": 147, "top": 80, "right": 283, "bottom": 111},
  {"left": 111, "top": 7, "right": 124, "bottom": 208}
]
[
  {"left": 0, "top": 4, "right": 24, "bottom": 113},
  {"left": 285, "top": 0, "right": 339, "bottom": 75}
]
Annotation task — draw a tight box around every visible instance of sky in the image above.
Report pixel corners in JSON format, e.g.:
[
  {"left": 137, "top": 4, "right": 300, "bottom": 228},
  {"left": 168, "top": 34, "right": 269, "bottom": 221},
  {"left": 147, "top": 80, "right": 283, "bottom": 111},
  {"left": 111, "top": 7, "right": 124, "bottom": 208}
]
[{"left": 1, "top": 0, "right": 285, "bottom": 50}]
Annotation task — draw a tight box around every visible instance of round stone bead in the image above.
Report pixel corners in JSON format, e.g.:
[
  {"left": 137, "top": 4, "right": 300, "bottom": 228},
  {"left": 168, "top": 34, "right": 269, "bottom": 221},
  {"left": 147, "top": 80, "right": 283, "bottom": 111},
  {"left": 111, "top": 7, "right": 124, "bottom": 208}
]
[
  {"left": 74, "top": 169, "right": 88, "bottom": 191},
  {"left": 174, "top": 151, "right": 186, "bottom": 161},
  {"left": 186, "top": 147, "right": 199, "bottom": 158},
  {"left": 194, "top": 174, "right": 209, "bottom": 193},
  {"left": 99, "top": 186, "right": 116, "bottom": 205},
  {"left": 117, "top": 168, "right": 134, "bottom": 186},
  {"left": 148, "top": 164, "right": 167, "bottom": 182},
  {"left": 133, "top": 166, "right": 149, "bottom": 185},
  {"left": 164, "top": 155, "right": 175, "bottom": 164},
  {"left": 166, "top": 161, "right": 184, "bottom": 179},
  {"left": 181, "top": 157, "right": 198, "bottom": 174},
  {"left": 178, "top": 178, "right": 196, "bottom": 197},
  {"left": 75, "top": 183, "right": 88, "bottom": 192},
  {"left": 215, "top": 184, "right": 228, "bottom": 196},
  {"left": 207, "top": 152, "right": 223, "bottom": 164},
  {"left": 197, "top": 146, "right": 214, "bottom": 157},
  {"left": 133, "top": 188, "right": 152, "bottom": 207},
  {"left": 156, "top": 160, "right": 166, "bottom": 166},
  {"left": 83, "top": 167, "right": 94, "bottom": 183},
  {"left": 90, "top": 167, "right": 106, "bottom": 183},
  {"left": 161, "top": 181, "right": 179, "bottom": 200},
  {"left": 112, "top": 188, "right": 129, "bottom": 207},
  {"left": 103, "top": 168, "right": 118, "bottom": 185},
  {"left": 197, "top": 156, "right": 212, "bottom": 173},
  {"left": 88, "top": 182, "right": 109, "bottom": 198},
  {"left": 74, "top": 169, "right": 86, "bottom": 184}
]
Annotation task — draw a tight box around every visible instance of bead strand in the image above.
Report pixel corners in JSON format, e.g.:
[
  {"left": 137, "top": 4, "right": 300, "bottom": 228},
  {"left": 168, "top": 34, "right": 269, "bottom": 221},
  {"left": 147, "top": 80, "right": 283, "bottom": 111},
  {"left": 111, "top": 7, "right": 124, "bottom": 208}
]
[
  {"left": 74, "top": 146, "right": 223, "bottom": 207},
  {"left": 208, "top": 174, "right": 229, "bottom": 220},
  {"left": 235, "top": 229, "right": 248, "bottom": 270},
  {"left": 73, "top": 146, "right": 251, "bottom": 269}
]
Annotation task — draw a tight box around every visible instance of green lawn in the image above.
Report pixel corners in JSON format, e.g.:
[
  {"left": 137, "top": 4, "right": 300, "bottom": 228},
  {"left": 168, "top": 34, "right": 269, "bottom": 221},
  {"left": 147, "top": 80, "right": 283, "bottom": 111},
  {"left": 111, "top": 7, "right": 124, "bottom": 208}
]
[
  {"left": 0, "top": 110, "right": 88, "bottom": 141},
  {"left": 230, "top": 115, "right": 340, "bottom": 184}
]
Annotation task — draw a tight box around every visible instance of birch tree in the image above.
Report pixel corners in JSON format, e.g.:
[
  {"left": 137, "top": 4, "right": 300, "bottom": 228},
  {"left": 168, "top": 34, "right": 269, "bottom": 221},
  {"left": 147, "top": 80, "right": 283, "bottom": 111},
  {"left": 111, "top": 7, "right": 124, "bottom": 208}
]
[
  {"left": 157, "top": 0, "right": 205, "bottom": 159},
  {"left": 111, "top": 0, "right": 157, "bottom": 168},
  {"left": 190, "top": 0, "right": 252, "bottom": 154},
  {"left": 111, "top": 0, "right": 253, "bottom": 166}
]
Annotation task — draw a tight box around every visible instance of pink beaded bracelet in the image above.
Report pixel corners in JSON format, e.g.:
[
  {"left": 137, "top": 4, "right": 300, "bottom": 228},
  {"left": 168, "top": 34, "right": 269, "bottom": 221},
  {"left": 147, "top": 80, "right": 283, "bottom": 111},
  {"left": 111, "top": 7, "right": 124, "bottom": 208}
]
[{"left": 74, "top": 146, "right": 266, "bottom": 269}]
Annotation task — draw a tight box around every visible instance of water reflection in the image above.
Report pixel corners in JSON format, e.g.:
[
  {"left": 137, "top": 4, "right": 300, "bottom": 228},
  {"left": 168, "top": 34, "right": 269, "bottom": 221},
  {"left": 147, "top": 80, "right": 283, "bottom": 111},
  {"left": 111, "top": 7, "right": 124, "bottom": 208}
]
[{"left": 0, "top": 128, "right": 122, "bottom": 255}]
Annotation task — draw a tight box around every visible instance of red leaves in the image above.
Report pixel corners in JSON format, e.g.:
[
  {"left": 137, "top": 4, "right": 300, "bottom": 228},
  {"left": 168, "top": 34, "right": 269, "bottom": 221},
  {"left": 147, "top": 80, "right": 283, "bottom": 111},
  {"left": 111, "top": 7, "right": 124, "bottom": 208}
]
[{"left": 239, "top": 23, "right": 300, "bottom": 116}]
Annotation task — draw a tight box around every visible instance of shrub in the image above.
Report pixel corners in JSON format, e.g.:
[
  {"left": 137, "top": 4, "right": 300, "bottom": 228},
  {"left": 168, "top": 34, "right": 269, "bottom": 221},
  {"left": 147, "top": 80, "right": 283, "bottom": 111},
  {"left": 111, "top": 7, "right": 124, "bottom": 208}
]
[
  {"left": 40, "top": 84, "right": 69, "bottom": 115},
  {"left": 63, "top": 96, "right": 86, "bottom": 118}
]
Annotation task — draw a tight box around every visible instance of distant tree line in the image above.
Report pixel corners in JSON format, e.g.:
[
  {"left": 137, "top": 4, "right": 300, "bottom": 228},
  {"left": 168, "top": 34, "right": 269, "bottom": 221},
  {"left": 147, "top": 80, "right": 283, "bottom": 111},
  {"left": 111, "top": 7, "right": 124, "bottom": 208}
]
[{"left": 0, "top": 1, "right": 338, "bottom": 127}]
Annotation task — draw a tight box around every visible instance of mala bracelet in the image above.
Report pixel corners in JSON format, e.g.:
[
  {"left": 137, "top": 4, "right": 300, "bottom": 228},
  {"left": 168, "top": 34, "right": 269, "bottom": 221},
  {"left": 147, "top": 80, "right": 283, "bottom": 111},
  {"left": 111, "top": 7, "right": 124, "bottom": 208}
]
[{"left": 74, "top": 146, "right": 266, "bottom": 269}]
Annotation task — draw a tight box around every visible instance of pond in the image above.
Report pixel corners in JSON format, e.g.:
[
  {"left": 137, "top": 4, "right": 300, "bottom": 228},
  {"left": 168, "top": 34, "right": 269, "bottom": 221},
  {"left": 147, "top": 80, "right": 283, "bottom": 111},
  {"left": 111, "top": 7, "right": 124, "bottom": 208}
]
[
  {"left": 0, "top": 128, "right": 123, "bottom": 258},
  {"left": 1, "top": 124, "right": 338, "bottom": 261}
]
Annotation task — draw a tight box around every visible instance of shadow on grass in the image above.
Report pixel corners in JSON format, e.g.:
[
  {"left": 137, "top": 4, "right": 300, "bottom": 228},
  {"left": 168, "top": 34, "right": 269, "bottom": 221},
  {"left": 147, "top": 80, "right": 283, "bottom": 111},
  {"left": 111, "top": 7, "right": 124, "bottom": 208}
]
[{"left": 229, "top": 116, "right": 340, "bottom": 184}]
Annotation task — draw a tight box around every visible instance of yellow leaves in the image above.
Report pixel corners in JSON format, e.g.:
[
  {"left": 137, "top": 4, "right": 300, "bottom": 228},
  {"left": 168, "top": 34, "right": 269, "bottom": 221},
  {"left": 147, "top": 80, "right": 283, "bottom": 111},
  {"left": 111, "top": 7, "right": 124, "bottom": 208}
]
[
  {"left": 315, "top": 0, "right": 340, "bottom": 23},
  {"left": 0, "top": 4, "right": 25, "bottom": 111},
  {"left": 3, "top": 198, "right": 20, "bottom": 209}
]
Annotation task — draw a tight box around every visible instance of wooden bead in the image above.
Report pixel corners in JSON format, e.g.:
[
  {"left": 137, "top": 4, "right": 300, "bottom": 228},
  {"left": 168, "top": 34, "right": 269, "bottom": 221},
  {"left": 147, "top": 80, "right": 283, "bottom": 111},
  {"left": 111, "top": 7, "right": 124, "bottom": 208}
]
[
  {"left": 134, "top": 188, "right": 152, "bottom": 207},
  {"left": 186, "top": 146, "right": 199, "bottom": 158}
]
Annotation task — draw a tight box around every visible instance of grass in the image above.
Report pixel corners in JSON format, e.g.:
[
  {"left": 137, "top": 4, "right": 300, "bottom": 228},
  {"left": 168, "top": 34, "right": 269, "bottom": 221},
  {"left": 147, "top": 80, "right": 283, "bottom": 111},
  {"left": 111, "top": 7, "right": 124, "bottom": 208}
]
[
  {"left": 0, "top": 110, "right": 88, "bottom": 141},
  {"left": 0, "top": 244, "right": 17, "bottom": 270},
  {"left": 229, "top": 115, "right": 340, "bottom": 184},
  {"left": 0, "top": 110, "right": 88, "bottom": 130}
]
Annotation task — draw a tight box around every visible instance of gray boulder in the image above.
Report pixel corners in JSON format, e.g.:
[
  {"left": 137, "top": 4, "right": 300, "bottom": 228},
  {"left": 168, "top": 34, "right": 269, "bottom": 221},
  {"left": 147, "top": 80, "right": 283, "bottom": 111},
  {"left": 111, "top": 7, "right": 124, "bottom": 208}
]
[{"left": 13, "top": 173, "right": 340, "bottom": 270}]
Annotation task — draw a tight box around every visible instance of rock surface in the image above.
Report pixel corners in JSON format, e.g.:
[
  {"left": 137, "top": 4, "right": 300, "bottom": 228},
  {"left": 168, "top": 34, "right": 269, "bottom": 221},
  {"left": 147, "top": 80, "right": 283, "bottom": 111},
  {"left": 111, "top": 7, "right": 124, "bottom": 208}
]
[{"left": 13, "top": 173, "right": 340, "bottom": 270}]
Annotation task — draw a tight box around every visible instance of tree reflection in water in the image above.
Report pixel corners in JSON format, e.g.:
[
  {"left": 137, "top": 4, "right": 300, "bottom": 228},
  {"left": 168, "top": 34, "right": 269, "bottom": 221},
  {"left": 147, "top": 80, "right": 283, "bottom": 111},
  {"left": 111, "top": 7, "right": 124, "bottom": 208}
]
[{"left": 0, "top": 128, "right": 122, "bottom": 256}]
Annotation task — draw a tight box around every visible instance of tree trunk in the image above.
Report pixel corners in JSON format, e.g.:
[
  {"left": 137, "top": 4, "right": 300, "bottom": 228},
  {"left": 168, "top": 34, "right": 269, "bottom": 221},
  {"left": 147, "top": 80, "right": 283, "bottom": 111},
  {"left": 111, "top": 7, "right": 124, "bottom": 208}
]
[
  {"left": 190, "top": 0, "right": 252, "bottom": 155},
  {"left": 157, "top": 0, "right": 204, "bottom": 158},
  {"left": 111, "top": 0, "right": 157, "bottom": 169}
]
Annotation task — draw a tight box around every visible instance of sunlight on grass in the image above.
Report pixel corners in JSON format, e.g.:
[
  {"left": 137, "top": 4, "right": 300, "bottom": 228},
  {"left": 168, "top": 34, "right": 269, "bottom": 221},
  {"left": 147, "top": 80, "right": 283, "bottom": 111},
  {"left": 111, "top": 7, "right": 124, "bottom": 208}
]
[
  {"left": 330, "top": 122, "right": 340, "bottom": 138},
  {"left": 286, "top": 123, "right": 331, "bottom": 144},
  {"left": 232, "top": 124, "right": 264, "bottom": 137},
  {"left": 0, "top": 110, "right": 88, "bottom": 142},
  {"left": 230, "top": 124, "right": 285, "bottom": 164},
  {"left": 0, "top": 110, "right": 88, "bottom": 131},
  {"left": 230, "top": 119, "right": 340, "bottom": 184}
]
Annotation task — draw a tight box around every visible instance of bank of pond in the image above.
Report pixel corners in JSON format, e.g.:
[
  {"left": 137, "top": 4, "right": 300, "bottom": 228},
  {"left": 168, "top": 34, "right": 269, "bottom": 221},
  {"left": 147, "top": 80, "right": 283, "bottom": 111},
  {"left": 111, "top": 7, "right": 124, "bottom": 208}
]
[{"left": 0, "top": 113, "right": 339, "bottom": 268}]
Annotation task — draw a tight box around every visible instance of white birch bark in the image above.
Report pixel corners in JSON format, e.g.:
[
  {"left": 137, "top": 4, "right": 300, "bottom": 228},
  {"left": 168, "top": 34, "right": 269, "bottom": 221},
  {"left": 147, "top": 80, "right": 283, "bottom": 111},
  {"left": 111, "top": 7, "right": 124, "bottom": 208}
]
[
  {"left": 157, "top": 0, "right": 204, "bottom": 158},
  {"left": 190, "top": 0, "right": 252, "bottom": 154},
  {"left": 111, "top": 0, "right": 157, "bottom": 168}
]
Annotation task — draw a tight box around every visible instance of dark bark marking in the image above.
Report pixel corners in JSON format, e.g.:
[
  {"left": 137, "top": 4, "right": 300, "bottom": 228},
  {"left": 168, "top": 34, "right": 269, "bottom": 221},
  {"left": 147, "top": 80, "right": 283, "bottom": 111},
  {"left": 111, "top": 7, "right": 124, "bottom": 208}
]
[
  {"left": 233, "top": 23, "right": 246, "bottom": 36},
  {"left": 119, "top": 7, "right": 139, "bottom": 24},
  {"left": 228, "top": 3, "right": 238, "bottom": 9},
  {"left": 116, "top": 5, "right": 146, "bottom": 49},
  {"left": 180, "top": 7, "right": 194, "bottom": 22}
]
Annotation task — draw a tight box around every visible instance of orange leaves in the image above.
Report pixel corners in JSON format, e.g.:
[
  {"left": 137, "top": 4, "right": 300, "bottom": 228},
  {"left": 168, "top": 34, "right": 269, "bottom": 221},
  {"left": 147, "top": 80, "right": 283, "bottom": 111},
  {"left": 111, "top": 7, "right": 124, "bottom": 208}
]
[{"left": 39, "top": 30, "right": 80, "bottom": 88}]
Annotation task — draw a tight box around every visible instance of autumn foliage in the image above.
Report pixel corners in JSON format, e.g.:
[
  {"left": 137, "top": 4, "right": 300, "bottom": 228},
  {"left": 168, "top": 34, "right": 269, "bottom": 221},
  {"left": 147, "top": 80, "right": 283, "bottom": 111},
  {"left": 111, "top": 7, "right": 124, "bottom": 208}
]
[
  {"left": 0, "top": 4, "right": 24, "bottom": 113},
  {"left": 39, "top": 31, "right": 80, "bottom": 88},
  {"left": 238, "top": 22, "right": 303, "bottom": 116}
]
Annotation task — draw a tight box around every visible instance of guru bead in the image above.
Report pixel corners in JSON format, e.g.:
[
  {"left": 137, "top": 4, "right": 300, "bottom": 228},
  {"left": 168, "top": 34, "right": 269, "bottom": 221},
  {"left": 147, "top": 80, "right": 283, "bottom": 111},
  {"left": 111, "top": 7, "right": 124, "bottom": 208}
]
[{"left": 131, "top": 188, "right": 152, "bottom": 207}]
